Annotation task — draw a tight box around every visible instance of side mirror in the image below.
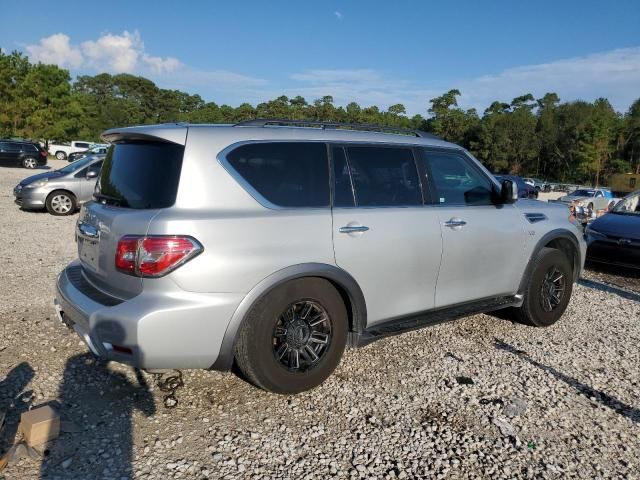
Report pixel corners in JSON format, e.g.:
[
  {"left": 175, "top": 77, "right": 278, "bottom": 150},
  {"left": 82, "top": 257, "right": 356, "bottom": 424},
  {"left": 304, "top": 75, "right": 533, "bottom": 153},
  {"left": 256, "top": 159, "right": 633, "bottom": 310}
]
[
  {"left": 500, "top": 179, "right": 518, "bottom": 204},
  {"left": 86, "top": 170, "right": 98, "bottom": 179}
]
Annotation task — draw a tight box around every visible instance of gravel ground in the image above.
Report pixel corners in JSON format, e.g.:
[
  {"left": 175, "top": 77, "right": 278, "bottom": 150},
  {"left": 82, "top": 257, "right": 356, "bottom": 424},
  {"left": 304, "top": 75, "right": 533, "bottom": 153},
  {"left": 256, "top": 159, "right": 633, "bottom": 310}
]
[{"left": 1, "top": 161, "right": 639, "bottom": 479}]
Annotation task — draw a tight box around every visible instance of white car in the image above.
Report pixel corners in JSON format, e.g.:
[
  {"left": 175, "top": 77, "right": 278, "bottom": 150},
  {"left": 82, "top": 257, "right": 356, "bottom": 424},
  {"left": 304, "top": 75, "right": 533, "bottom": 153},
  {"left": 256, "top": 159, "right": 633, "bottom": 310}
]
[{"left": 48, "top": 140, "right": 93, "bottom": 160}]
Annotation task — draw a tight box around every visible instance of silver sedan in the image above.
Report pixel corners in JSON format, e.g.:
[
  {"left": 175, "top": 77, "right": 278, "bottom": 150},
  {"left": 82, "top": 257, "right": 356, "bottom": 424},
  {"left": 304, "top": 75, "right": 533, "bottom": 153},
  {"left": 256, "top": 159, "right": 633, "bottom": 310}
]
[{"left": 13, "top": 155, "right": 105, "bottom": 215}]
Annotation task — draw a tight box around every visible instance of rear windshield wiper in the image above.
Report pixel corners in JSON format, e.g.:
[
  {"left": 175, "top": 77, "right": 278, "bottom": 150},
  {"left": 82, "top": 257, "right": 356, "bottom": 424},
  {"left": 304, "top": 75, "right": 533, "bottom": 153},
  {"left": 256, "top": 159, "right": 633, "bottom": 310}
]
[{"left": 93, "top": 192, "right": 123, "bottom": 206}]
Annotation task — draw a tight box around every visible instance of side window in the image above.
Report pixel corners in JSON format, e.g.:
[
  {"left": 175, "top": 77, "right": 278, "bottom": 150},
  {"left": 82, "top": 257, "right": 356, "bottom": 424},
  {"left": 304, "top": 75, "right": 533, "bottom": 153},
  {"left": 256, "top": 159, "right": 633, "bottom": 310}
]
[
  {"left": 595, "top": 191, "right": 603, "bottom": 198},
  {"left": 88, "top": 160, "right": 103, "bottom": 175},
  {"left": 226, "top": 142, "right": 329, "bottom": 208},
  {"left": 5, "top": 142, "right": 22, "bottom": 153},
  {"left": 423, "top": 149, "right": 495, "bottom": 206},
  {"left": 76, "top": 142, "right": 90, "bottom": 149},
  {"left": 344, "top": 146, "right": 422, "bottom": 207},
  {"left": 332, "top": 147, "right": 355, "bottom": 207}
]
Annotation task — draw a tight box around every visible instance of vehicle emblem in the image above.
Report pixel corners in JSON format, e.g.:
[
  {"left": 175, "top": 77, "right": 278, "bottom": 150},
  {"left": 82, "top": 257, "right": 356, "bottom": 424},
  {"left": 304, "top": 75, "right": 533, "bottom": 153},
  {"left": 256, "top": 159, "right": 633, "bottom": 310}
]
[{"left": 618, "top": 238, "right": 632, "bottom": 246}]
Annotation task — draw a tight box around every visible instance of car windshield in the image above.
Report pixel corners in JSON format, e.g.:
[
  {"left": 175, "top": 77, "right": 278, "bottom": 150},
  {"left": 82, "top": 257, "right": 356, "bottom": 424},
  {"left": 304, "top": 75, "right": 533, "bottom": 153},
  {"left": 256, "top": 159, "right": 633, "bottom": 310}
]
[
  {"left": 612, "top": 192, "right": 640, "bottom": 215},
  {"left": 56, "top": 156, "right": 96, "bottom": 174},
  {"left": 570, "top": 189, "right": 596, "bottom": 197}
]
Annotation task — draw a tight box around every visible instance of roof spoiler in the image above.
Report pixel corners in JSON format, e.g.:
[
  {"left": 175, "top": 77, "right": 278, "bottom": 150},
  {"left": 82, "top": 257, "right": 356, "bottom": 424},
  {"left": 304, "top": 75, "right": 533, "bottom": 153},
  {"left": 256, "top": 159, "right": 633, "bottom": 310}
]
[{"left": 101, "top": 123, "right": 188, "bottom": 145}]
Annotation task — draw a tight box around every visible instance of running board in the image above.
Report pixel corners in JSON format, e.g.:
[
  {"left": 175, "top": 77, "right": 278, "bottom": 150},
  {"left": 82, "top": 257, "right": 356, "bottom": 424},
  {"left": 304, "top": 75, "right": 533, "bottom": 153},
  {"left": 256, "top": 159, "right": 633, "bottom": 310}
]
[{"left": 350, "top": 295, "right": 519, "bottom": 347}]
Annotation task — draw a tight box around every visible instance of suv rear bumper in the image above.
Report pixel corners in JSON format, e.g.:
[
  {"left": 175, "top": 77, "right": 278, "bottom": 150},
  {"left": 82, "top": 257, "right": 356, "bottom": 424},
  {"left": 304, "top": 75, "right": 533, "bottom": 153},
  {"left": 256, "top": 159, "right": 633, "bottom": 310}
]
[{"left": 55, "top": 260, "right": 245, "bottom": 369}]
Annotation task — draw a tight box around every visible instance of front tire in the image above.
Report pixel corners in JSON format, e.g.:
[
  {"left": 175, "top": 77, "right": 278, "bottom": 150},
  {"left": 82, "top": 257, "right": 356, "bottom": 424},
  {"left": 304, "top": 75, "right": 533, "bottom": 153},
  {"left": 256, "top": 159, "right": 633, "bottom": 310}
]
[
  {"left": 46, "top": 191, "right": 77, "bottom": 216},
  {"left": 513, "top": 247, "right": 573, "bottom": 327},
  {"left": 235, "top": 278, "right": 348, "bottom": 394}
]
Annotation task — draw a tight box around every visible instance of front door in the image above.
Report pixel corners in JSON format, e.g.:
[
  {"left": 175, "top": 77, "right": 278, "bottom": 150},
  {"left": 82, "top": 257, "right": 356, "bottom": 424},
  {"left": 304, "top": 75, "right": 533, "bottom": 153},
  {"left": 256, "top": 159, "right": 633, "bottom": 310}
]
[
  {"left": 78, "top": 160, "right": 103, "bottom": 202},
  {"left": 331, "top": 145, "right": 443, "bottom": 326},
  {"left": 421, "top": 148, "right": 527, "bottom": 307}
]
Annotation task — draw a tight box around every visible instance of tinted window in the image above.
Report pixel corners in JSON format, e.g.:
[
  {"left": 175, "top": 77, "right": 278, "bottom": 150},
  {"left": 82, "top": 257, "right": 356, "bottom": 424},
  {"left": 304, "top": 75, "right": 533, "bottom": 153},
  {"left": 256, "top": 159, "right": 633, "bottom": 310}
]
[
  {"left": 423, "top": 149, "right": 495, "bottom": 206},
  {"left": 59, "top": 156, "right": 98, "bottom": 174},
  {"left": 96, "top": 142, "right": 184, "bottom": 209},
  {"left": 75, "top": 160, "right": 103, "bottom": 178},
  {"left": 88, "top": 160, "right": 103, "bottom": 175},
  {"left": 332, "top": 147, "right": 355, "bottom": 207},
  {"left": 4, "top": 142, "right": 22, "bottom": 153},
  {"left": 227, "top": 142, "right": 329, "bottom": 207},
  {"left": 75, "top": 142, "right": 90, "bottom": 149},
  {"left": 345, "top": 146, "right": 421, "bottom": 207}
]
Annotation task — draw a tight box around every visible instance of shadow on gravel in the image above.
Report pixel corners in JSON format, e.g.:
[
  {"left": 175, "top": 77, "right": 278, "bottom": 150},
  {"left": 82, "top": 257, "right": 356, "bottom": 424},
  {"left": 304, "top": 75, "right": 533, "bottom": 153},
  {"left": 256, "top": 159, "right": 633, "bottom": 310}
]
[
  {"left": 0, "top": 363, "right": 35, "bottom": 453},
  {"left": 40, "top": 353, "right": 155, "bottom": 478},
  {"left": 578, "top": 278, "right": 640, "bottom": 303},
  {"left": 494, "top": 339, "right": 640, "bottom": 423}
]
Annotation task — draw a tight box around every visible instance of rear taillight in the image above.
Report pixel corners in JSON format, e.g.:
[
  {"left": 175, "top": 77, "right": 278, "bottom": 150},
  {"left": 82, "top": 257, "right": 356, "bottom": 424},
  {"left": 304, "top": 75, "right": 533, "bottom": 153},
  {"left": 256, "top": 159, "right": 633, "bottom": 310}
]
[
  {"left": 40, "top": 150, "right": 47, "bottom": 157},
  {"left": 115, "top": 235, "right": 203, "bottom": 277}
]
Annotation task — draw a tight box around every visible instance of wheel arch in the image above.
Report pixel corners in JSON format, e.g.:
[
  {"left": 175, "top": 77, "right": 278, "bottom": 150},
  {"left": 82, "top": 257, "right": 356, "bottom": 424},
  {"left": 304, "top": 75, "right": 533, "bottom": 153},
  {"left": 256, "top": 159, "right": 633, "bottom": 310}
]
[
  {"left": 518, "top": 229, "right": 582, "bottom": 294},
  {"left": 210, "top": 263, "right": 367, "bottom": 371},
  {"left": 46, "top": 188, "right": 77, "bottom": 202}
]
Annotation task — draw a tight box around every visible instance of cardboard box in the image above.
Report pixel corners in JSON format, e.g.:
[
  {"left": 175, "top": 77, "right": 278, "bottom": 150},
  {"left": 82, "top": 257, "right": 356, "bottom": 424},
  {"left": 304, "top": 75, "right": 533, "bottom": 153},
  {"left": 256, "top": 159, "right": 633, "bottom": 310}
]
[{"left": 20, "top": 406, "right": 60, "bottom": 447}]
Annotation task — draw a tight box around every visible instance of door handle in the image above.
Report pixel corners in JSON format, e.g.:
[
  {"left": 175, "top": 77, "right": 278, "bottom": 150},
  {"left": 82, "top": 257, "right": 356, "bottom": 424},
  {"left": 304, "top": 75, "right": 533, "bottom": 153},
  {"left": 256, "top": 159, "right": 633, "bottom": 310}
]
[
  {"left": 444, "top": 219, "right": 467, "bottom": 228},
  {"left": 339, "top": 225, "right": 369, "bottom": 234}
]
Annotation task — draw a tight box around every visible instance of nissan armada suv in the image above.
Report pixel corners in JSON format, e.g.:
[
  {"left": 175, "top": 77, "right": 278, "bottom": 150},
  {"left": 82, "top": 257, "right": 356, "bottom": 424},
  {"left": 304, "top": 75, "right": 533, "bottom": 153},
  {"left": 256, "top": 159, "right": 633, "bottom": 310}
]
[{"left": 55, "top": 120, "right": 586, "bottom": 394}]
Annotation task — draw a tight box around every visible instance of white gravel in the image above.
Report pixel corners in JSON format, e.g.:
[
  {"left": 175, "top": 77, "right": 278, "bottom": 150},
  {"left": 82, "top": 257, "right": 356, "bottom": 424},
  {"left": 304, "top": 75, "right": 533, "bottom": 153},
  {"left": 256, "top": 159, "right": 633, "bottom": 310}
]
[{"left": 1, "top": 161, "right": 639, "bottom": 479}]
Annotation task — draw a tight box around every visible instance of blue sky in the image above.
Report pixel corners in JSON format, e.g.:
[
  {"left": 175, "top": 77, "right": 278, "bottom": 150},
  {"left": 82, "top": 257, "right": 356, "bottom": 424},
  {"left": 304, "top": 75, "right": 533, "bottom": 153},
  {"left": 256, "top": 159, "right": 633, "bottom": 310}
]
[{"left": 2, "top": 0, "right": 639, "bottom": 115}]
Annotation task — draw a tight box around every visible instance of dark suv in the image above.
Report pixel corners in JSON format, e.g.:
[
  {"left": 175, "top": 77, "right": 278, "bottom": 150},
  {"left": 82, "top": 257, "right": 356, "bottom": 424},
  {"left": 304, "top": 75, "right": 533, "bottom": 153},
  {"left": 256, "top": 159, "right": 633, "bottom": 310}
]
[{"left": 0, "top": 140, "right": 48, "bottom": 169}]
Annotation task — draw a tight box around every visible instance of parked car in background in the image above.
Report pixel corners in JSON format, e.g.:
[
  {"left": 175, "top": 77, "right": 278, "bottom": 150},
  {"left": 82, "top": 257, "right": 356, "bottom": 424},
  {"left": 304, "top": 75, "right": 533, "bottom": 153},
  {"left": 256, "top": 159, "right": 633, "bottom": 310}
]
[
  {"left": 522, "top": 177, "right": 548, "bottom": 192},
  {"left": 48, "top": 140, "right": 93, "bottom": 160},
  {"left": 68, "top": 144, "right": 109, "bottom": 162},
  {"left": 585, "top": 190, "right": 640, "bottom": 269},
  {"left": 55, "top": 120, "right": 585, "bottom": 394},
  {"left": 551, "top": 188, "right": 617, "bottom": 212},
  {"left": 13, "top": 154, "right": 104, "bottom": 215},
  {"left": 0, "top": 139, "right": 48, "bottom": 168},
  {"left": 495, "top": 175, "right": 538, "bottom": 199}
]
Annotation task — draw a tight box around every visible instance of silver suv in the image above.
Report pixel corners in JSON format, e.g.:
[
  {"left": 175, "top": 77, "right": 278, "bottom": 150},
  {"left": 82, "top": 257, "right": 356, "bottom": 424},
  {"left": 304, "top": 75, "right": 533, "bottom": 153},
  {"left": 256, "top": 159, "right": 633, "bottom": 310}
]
[{"left": 55, "top": 120, "right": 586, "bottom": 394}]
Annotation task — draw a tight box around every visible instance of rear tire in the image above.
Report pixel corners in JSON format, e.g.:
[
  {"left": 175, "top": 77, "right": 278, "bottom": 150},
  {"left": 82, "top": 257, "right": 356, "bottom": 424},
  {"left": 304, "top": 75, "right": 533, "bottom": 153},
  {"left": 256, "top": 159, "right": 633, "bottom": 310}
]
[
  {"left": 235, "top": 278, "right": 348, "bottom": 394},
  {"left": 46, "top": 190, "right": 77, "bottom": 216},
  {"left": 55, "top": 151, "right": 66, "bottom": 160},
  {"left": 22, "top": 157, "right": 37, "bottom": 169},
  {"left": 513, "top": 247, "right": 573, "bottom": 327}
]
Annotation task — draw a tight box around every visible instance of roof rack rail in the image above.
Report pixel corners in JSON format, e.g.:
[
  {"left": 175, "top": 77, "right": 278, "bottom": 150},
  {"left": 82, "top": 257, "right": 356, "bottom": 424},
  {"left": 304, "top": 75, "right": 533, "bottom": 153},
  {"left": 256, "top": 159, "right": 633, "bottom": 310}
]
[{"left": 234, "top": 119, "right": 439, "bottom": 139}]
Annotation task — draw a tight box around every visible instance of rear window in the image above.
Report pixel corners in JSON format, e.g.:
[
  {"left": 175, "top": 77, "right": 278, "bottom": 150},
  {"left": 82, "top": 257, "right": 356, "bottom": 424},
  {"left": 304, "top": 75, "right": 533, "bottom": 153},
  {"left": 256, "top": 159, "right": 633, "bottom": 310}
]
[
  {"left": 226, "top": 142, "right": 329, "bottom": 207},
  {"left": 96, "top": 141, "right": 184, "bottom": 209}
]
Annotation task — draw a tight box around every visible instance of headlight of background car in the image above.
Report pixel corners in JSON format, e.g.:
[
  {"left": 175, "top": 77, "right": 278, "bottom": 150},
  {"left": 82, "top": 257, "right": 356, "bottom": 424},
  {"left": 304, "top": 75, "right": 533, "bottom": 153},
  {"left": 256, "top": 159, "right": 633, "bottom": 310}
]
[{"left": 24, "top": 178, "right": 48, "bottom": 189}]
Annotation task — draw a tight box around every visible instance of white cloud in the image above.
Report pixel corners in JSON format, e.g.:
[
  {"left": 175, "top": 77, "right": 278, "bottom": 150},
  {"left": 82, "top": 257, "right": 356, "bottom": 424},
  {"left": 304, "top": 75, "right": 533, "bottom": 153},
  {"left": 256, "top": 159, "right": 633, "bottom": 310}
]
[
  {"left": 142, "top": 54, "right": 182, "bottom": 74},
  {"left": 456, "top": 47, "right": 640, "bottom": 113},
  {"left": 23, "top": 30, "right": 260, "bottom": 91},
  {"left": 80, "top": 30, "right": 143, "bottom": 73},
  {"left": 334, "top": 11, "right": 343, "bottom": 21},
  {"left": 25, "top": 33, "right": 83, "bottom": 69},
  {"left": 288, "top": 47, "right": 640, "bottom": 115}
]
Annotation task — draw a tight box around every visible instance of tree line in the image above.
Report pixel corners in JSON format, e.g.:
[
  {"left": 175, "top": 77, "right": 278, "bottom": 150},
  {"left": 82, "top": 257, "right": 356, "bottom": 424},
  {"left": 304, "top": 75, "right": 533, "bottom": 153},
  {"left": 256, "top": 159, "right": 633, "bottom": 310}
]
[{"left": 1, "top": 49, "right": 639, "bottom": 184}]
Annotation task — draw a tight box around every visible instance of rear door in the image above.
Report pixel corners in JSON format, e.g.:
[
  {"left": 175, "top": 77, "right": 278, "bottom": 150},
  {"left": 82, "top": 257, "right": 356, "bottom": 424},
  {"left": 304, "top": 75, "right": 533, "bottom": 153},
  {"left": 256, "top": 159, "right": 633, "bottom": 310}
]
[
  {"left": 77, "top": 134, "right": 186, "bottom": 299},
  {"left": 331, "top": 144, "right": 442, "bottom": 326},
  {"left": 420, "top": 148, "right": 527, "bottom": 307}
]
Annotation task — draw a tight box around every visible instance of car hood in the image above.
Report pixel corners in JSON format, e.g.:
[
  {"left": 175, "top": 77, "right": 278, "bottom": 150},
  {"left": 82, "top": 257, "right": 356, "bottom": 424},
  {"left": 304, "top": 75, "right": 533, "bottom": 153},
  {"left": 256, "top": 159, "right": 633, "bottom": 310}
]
[
  {"left": 19, "top": 170, "right": 64, "bottom": 186},
  {"left": 558, "top": 195, "right": 590, "bottom": 203},
  {"left": 589, "top": 213, "right": 640, "bottom": 240}
]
